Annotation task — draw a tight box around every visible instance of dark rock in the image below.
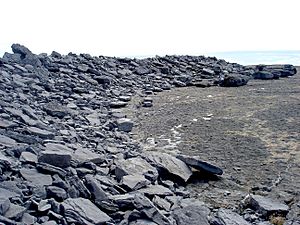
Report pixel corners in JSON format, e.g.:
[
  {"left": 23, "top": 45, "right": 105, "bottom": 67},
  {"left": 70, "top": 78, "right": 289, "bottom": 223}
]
[
  {"left": 44, "top": 102, "right": 68, "bottom": 118},
  {"left": 116, "top": 118, "right": 134, "bottom": 132},
  {"left": 139, "top": 185, "right": 173, "bottom": 197},
  {"left": 212, "top": 208, "right": 251, "bottom": 225},
  {"left": 144, "top": 152, "right": 192, "bottom": 183},
  {"left": 61, "top": 198, "right": 112, "bottom": 225},
  {"left": 253, "top": 71, "right": 275, "bottom": 79},
  {"left": 176, "top": 155, "right": 223, "bottom": 175},
  {"left": 219, "top": 74, "right": 249, "bottom": 87},
  {"left": 38, "top": 150, "right": 72, "bottom": 168},
  {"left": 172, "top": 205, "right": 210, "bottom": 225},
  {"left": 133, "top": 194, "right": 172, "bottom": 225},
  {"left": 46, "top": 186, "right": 68, "bottom": 201},
  {"left": 85, "top": 174, "right": 108, "bottom": 202},
  {"left": 121, "top": 175, "right": 150, "bottom": 191},
  {"left": 246, "top": 194, "right": 289, "bottom": 218}
]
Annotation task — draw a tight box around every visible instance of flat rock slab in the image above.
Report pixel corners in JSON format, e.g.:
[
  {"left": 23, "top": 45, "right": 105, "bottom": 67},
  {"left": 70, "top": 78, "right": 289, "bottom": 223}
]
[
  {"left": 20, "top": 151, "right": 38, "bottom": 164},
  {"left": 139, "top": 185, "right": 173, "bottom": 197},
  {"left": 145, "top": 152, "right": 192, "bottom": 183},
  {"left": 0, "top": 198, "right": 10, "bottom": 216},
  {"left": 247, "top": 194, "right": 289, "bottom": 217},
  {"left": 176, "top": 155, "right": 223, "bottom": 175},
  {"left": 4, "top": 203, "right": 26, "bottom": 221},
  {"left": 0, "top": 134, "right": 17, "bottom": 147},
  {"left": 216, "top": 208, "right": 251, "bottom": 225},
  {"left": 38, "top": 151, "right": 72, "bottom": 168},
  {"left": 20, "top": 168, "right": 53, "bottom": 186},
  {"left": 26, "top": 127, "right": 55, "bottom": 139},
  {"left": 115, "top": 156, "right": 158, "bottom": 182},
  {"left": 121, "top": 175, "right": 150, "bottom": 191},
  {"left": 72, "top": 148, "right": 105, "bottom": 165},
  {"left": 172, "top": 205, "right": 210, "bottom": 225},
  {"left": 116, "top": 118, "right": 134, "bottom": 132},
  {"left": 61, "top": 198, "right": 112, "bottom": 225}
]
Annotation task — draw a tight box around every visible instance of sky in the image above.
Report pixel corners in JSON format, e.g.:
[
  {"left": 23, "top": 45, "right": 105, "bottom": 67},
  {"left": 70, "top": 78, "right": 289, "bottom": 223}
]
[{"left": 0, "top": 0, "right": 300, "bottom": 61}]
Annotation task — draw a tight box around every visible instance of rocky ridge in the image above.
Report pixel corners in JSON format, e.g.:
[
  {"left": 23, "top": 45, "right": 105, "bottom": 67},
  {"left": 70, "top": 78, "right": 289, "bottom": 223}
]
[{"left": 0, "top": 44, "right": 298, "bottom": 225}]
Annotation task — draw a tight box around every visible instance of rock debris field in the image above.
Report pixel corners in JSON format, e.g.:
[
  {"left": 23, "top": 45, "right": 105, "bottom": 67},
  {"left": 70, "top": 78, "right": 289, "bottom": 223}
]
[{"left": 0, "top": 44, "right": 298, "bottom": 225}]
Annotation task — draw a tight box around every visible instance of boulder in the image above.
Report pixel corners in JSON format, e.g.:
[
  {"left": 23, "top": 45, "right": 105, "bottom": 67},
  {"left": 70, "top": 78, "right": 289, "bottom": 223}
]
[
  {"left": 144, "top": 152, "right": 192, "bottom": 183},
  {"left": 61, "top": 198, "right": 112, "bottom": 225},
  {"left": 219, "top": 74, "right": 249, "bottom": 87},
  {"left": 176, "top": 155, "right": 223, "bottom": 175},
  {"left": 214, "top": 208, "right": 251, "bottom": 225},
  {"left": 172, "top": 205, "right": 210, "bottom": 225},
  {"left": 20, "top": 168, "right": 53, "bottom": 186},
  {"left": 115, "top": 157, "right": 159, "bottom": 182},
  {"left": 116, "top": 118, "right": 134, "bottom": 132},
  {"left": 38, "top": 151, "right": 72, "bottom": 168},
  {"left": 246, "top": 194, "right": 289, "bottom": 218}
]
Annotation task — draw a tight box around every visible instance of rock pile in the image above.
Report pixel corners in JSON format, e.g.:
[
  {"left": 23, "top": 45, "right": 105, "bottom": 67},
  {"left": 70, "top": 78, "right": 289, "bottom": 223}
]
[{"left": 0, "top": 44, "right": 298, "bottom": 225}]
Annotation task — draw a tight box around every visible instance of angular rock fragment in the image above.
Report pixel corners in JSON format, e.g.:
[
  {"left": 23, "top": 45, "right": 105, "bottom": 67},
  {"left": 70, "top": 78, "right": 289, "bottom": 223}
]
[
  {"left": 20, "top": 168, "right": 53, "bottom": 186},
  {"left": 20, "top": 151, "right": 38, "bottom": 164},
  {"left": 26, "top": 126, "right": 55, "bottom": 139},
  {"left": 213, "top": 208, "right": 251, "bottom": 225},
  {"left": 144, "top": 152, "right": 192, "bottom": 183},
  {"left": 116, "top": 118, "right": 134, "bottom": 132},
  {"left": 172, "top": 205, "right": 210, "bottom": 225},
  {"left": 115, "top": 157, "right": 158, "bottom": 182},
  {"left": 133, "top": 194, "right": 172, "bottom": 225},
  {"left": 4, "top": 203, "right": 26, "bottom": 221},
  {"left": 219, "top": 74, "right": 249, "bottom": 87},
  {"left": 177, "top": 155, "right": 223, "bottom": 175},
  {"left": 0, "top": 198, "right": 10, "bottom": 216},
  {"left": 121, "top": 175, "right": 150, "bottom": 191},
  {"left": 38, "top": 150, "right": 72, "bottom": 168},
  {"left": 61, "top": 198, "right": 112, "bottom": 225},
  {"left": 246, "top": 194, "right": 289, "bottom": 218},
  {"left": 46, "top": 186, "right": 68, "bottom": 201}
]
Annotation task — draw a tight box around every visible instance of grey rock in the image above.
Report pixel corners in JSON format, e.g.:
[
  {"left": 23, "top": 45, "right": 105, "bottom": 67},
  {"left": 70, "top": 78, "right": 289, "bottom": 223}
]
[
  {"left": 46, "top": 186, "right": 67, "bottom": 201},
  {"left": 38, "top": 150, "right": 72, "bottom": 168},
  {"left": 44, "top": 102, "right": 68, "bottom": 118},
  {"left": 176, "top": 155, "right": 223, "bottom": 175},
  {"left": 0, "top": 135, "right": 17, "bottom": 147},
  {"left": 26, "top": 126, "right": 55, "bottom": 139},
  {"left": 247, "top": 194, "right": 289, "bottom": 218},
  {"left": 133, "top": 194, "right": 172, "bottom": 225},
  {"left": 129, "top": 219, "right": 158, "bottom": 225},
  {"left": 214, "top": 208, "right": 251, "bottom": 225},
  {"left": 72, "top": 148, "right": 105, "bottom": 165},
  {"left": 20, "top": 168, "right": 53, "bottom": 186},
  {"left": 0, "top": 198, "right": 10, "bottom": 216},
  {"left": 21, "top": 212, "right": 37, "bottom": 224},
  {"left": 4, "top": 203, "right": 26, "bottom": 221},
  {"left": 61, "top": 198, "right": 112, "bottom": 225},
  {"left": 219, "top": 74, "right": 249, "bottom": 87},
  {"left": 20, "top": 151, "right": 38, "bottom": 164},
  {"left": 115, "top": 157, "right": 158, "bottom": 182},
  {"left": 121, "top": 175, "right": 150, "bottom": 191},
  {"left": 85, "top": 174, "right": 108, "bottom": 202},
  {"left": 152, "top": 196, "right": 171, "bottom": 211},
  {"left": 110, "top": 101, "right": 128, "bottom": 108},
  {"left": 145, "top": 152, "right": 192, "bottom": 183},
  {"left": 116, "top": 118, "right": 134, "bottom": 132},
  {"left": 139, "top": 185, "right": 173, "bottom": 197},
  {"left": 253, "top": 71, "right": 274, "bottom": 79},
  {"left": 172, "top": 205, "right": 210, "bottom": 225}
]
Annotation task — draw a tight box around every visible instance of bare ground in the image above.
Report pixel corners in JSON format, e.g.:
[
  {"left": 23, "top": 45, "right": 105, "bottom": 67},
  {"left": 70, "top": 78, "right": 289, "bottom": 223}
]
[{"left": 123, "top": 68, "right": 300, "bottom": 211}]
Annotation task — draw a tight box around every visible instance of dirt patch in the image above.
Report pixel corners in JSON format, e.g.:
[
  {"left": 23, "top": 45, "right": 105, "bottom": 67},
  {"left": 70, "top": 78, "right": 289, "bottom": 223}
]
[{"left": 125, "top": 69, "right": 300, "bottom": 208}]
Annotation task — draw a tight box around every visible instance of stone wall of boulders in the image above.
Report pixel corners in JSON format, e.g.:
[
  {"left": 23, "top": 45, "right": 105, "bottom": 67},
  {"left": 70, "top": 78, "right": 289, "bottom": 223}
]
[{"left": 0, "top": 44, "right": 298, "bottom": 225}]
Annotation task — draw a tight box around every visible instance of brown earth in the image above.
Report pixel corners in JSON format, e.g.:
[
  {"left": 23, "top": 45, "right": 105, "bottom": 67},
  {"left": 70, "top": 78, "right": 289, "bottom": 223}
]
[{"left": 123, "top": 67, "right": 300, "bottom": 211}]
